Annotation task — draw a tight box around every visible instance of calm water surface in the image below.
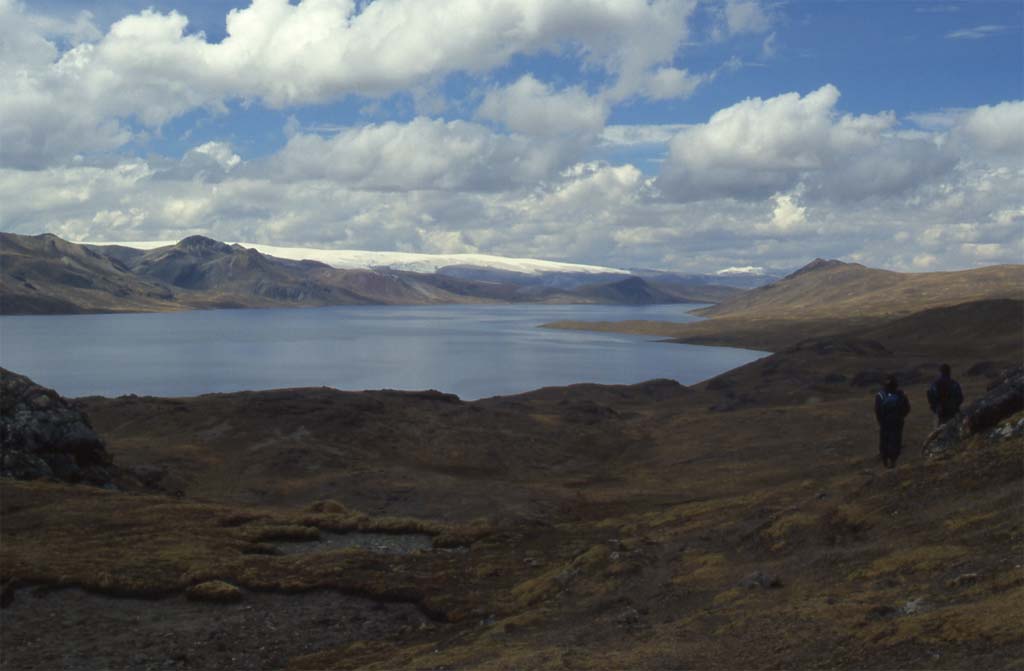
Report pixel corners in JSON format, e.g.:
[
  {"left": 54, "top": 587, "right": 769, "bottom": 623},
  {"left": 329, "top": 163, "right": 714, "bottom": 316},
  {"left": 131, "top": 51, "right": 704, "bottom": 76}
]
[{"left": 0, "top": 304, "right": 766, "bottom": 400}]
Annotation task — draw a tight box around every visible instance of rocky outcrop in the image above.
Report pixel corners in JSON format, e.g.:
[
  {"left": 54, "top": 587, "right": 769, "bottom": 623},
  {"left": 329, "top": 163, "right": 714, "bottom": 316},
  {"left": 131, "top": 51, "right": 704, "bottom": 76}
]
[
  {"left": 922, "top": 366, "right": 1024, "bottom": 460},
  {"left": 0, "top": 368, "right": 115, "bottom": 485}
]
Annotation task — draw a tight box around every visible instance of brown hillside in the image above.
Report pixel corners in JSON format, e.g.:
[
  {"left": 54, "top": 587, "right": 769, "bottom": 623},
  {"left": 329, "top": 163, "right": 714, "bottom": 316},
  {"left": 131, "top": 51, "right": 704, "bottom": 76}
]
[
  {"left": 0, "top": 232, "right": 180, "bottom": 314},
  {"left": 696, "top": 258, "right": 1024, "bottom": 319}
]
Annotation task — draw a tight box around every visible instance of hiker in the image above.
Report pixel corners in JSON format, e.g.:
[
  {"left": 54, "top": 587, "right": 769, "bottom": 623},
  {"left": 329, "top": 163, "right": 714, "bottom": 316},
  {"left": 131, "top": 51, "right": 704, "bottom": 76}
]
[
  {"left": 874, "top": 375, "right": 911, "bottom": 468},
  {"left": 927, "top": 363, "right": 964, "bottom": 427}
]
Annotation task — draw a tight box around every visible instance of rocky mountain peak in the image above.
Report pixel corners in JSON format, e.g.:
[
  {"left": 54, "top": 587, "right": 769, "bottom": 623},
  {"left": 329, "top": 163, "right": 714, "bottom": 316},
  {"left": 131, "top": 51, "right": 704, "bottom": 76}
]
[
  {"left": 785, "top": 258, "right": 850, "bottom": 279},
  {"left": 175, "top": 235, "right": 233, "bottom": 255}
]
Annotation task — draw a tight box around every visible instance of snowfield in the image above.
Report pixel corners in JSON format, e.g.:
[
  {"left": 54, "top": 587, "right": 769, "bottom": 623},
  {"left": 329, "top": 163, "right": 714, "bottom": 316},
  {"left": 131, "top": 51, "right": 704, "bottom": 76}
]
[{"left": 86, "top": 240, "right": 630, "bottom": 276}]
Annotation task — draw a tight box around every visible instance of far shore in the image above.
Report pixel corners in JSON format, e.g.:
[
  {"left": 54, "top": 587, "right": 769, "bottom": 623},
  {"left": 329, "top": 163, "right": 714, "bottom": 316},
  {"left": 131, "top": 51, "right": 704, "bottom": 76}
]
[{"left": 541, "top": 315, "right": 886, "bottom": 352}]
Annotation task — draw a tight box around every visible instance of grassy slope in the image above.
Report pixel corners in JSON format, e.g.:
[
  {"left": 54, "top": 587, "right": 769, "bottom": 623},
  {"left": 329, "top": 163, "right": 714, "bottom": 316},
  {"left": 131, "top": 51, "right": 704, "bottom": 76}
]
[{"left": 3, "top": 297, "right": 1022, "bottom": 669}]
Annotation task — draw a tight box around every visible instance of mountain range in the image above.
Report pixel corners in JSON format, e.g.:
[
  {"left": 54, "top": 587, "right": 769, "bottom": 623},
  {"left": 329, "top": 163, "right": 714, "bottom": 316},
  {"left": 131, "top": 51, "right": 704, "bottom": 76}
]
[{"left": 0, "top": 233, "right": 743, "bottom": 315}]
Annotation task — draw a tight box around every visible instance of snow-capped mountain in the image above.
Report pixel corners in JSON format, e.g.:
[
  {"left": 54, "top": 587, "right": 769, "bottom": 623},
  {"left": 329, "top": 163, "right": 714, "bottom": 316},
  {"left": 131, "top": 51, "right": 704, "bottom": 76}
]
[{"left": 89, "top": 241, "right": 629, "bottom": 277}]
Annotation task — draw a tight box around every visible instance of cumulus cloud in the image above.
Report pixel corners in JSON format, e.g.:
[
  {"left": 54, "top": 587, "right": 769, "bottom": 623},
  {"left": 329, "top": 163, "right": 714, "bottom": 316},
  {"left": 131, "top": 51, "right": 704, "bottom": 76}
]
[
  {"left": 477, "top": 75, "right": 608, "bottom": 137},
  {"left": 657, "top": 84, "right": 958, "bottom": 202},
  {"left": 4, "top": 111, "right": 1021, "bottom": 273},
  {"left": 756, "top": 192, "right": 810, "bottom": 234},
  {"left": 956, "top": 100, "right": 1024, "bottom": 155},
  {"left": 273, "top": 117, "right": 578, "bottom": 191},
  {"left": 0, "top": 0, "right": 700, "bottom": 167}
]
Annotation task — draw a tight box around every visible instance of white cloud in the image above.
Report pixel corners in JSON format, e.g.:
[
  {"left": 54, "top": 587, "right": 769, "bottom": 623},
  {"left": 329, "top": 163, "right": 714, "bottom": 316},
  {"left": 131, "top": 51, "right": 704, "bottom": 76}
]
[
  {"left": 0, "top": 2, "right": 1020, "bottom": 282},
  {"left": 724, "top": 0, "right": 772, "bottom": 34},
  {"left": 634, "top": 67, "right": 708, "bottom": 101},
  {"left": 957, "top": 100, "right": 1024, "bottom": 155},
  {"left": 758, "top": 192, "right": 809, "bottom": 234},
  {"left": 657, "top": 84, "right": 958, "bottom": 202},
  {"left": 190, "top": 142, "right": 241, "bottom": 171},
  {"left": 3, "top": 123, "right": 1021, "bottom": 273},
  {"left": 945, "top": 24, "right": 1010, "bottom": 40},
  {"left": 477, "top": 75, "right": 608, "bottom": 137},
  {"left": 0, "top": 0, "right": 700, "bottom": 168},
  {"left": 273, "top": 117, "right": 579, "bottom": 191}
]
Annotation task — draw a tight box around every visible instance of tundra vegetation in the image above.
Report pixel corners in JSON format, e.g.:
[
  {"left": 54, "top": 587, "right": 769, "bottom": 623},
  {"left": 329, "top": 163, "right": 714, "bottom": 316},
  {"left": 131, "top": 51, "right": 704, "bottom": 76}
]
[{"left": 1, "top": 258, "right": 1022, "bottom": 669}]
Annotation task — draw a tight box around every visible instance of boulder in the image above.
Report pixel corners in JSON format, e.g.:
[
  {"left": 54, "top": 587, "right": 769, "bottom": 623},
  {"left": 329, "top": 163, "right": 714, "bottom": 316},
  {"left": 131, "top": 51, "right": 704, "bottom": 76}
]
[
  {"left": 186, "top": 580, "right": 243, "bottom": 603},
  {"left": 967, "top": 366, "right": 1023, "bottom": 435},
  {"left": 739, "top": 571, "right": 782, "bottom": 589},
  {"left": 1, "top": 368, "right": 114, "bottom": 485}
]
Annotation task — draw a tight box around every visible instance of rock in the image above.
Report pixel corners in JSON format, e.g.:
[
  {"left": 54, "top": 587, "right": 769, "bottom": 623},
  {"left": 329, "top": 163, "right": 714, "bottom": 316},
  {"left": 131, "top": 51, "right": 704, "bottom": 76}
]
[
  {"left": 967, "top": 366, "right": 1023, "bottom": 434},
  {"left": 1, "top": 368, "right": 114, "bottom": 486},
  {"left": 900, "top": 597, "right": 924, "bottom": 615},
  {"left": 614, "top": 606, "right": 641, "bottom": 626},
  {"left": 739, "top": 571, "right": 782, "bottom": 589},
  {"left": 947, "top": 572, "right": 979, "bottom": 589},
  {"left": 186, "top": 580, "right": 243, "bottom": 603}
]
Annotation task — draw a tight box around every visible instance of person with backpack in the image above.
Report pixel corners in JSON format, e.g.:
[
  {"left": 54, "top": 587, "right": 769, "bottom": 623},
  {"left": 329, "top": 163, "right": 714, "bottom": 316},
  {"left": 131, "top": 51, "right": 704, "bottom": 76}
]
[
  {"left": 875, "top": 375, "right": 911, "bottom": 468},
  {"left": 927, "top": 363, "right": 964, "bottom": 427}
]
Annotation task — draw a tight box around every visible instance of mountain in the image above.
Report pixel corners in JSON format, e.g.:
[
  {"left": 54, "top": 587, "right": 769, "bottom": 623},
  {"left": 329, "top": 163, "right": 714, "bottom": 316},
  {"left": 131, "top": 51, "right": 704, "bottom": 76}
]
[
  {"left": 632, "top": 267, "right": 784, "bottom": 290},
  {"left": 1, "top": 233, "right": 729, "bottom": 315},
  {"left": 573, "top": 276, "right": 681, "bottom": 305},
  {"left": 695, "top": 257, "right": 1024, "bottom": 319},
  {"left": 0, "top": 232, "right": 178, "bottom": 314},
  {"left": 164, "top": 241, "right": 632, "bottom": 277},
  {"left": 89, "top": 238, "right": 748, "bottom": 300}
]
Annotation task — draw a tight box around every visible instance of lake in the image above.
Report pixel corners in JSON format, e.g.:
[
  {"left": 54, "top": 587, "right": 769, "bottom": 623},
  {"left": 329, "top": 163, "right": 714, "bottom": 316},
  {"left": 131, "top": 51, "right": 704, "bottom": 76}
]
[{"left": 0, "top": 304, "right": 766, "bottom": 400}]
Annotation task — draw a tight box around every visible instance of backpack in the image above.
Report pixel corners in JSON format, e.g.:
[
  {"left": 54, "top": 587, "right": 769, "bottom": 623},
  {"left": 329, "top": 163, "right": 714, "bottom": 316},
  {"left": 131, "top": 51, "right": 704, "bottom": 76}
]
[{"left": 878, "top": 390, "right": 905, "bottom": 421}]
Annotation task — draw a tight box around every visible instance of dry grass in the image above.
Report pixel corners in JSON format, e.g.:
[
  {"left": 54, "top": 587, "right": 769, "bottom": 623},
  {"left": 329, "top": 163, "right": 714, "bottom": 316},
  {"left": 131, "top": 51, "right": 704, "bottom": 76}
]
[{"left": 4, "top": 297, "right": 1022, "bottom": 669}]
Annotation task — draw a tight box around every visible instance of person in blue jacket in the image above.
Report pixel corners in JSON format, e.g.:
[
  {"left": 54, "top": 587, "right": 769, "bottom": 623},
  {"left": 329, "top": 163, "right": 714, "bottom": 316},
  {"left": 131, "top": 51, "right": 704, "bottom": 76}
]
[
  {"left": 927, "top": 363, "right": 964, "bottom": 427},
  {"left": 875, "top": 375, "right": 911, "bottom": 468}
]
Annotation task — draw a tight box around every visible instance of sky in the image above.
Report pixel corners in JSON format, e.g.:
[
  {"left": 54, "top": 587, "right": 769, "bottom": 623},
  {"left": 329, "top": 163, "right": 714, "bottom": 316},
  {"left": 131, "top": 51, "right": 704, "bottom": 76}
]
[{"left": 1, "top": 0, "right": 1022, "bottom": 273}]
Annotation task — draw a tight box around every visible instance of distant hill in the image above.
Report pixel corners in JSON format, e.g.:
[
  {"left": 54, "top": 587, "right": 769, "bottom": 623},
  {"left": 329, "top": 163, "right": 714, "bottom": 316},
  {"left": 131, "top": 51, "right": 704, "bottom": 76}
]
[
  {"left": 695, "top": 258, "right": 1024, "bottom": 319},
  {"left": 0, "top": 233, "right": 178, "bottom": 314},
  {"left": 0, "top": 233, "right": 732, "bottom": 315},
  {"left": 573, "top": 276, "right": 681, "bottom": 305},
  {"left": 631, "top": 267, "right": 784, "bottom": 290}
]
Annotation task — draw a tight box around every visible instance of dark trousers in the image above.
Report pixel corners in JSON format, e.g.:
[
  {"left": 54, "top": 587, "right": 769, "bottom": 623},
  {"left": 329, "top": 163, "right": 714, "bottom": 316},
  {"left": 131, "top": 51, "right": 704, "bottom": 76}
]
[{"left": 879, "top": 422, "right": 904, "bottom": 463}]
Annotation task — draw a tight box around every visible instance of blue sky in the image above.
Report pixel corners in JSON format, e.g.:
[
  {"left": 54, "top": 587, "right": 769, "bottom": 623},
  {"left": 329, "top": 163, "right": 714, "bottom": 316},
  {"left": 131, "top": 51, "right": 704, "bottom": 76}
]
[{"left": 2, "top": 0, "right": 1022, "bottom": 272}]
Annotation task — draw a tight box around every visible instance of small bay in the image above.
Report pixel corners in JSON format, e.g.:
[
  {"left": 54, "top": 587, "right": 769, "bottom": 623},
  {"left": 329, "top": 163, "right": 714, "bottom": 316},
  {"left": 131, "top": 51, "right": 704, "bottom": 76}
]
[{"left": 0, "top": 303, "right": 766, "bottom": 400}]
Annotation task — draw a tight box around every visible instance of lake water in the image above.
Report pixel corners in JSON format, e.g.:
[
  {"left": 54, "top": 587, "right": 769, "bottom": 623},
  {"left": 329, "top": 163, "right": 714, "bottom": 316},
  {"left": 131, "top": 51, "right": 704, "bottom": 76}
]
[{"left": 0, "top": 304, "right": 766, "bottom": 400}]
